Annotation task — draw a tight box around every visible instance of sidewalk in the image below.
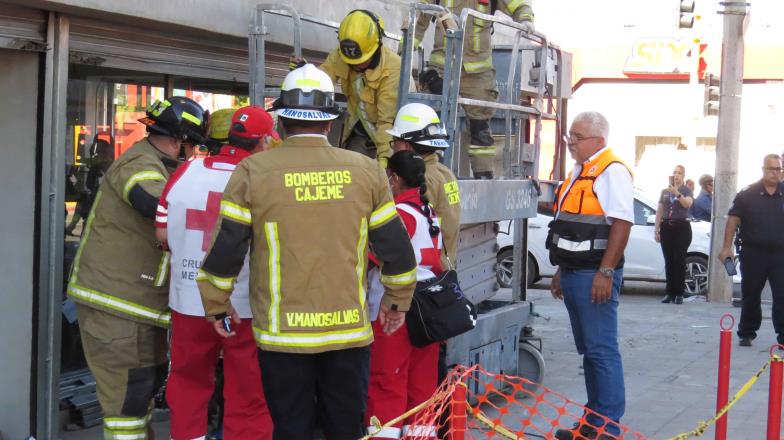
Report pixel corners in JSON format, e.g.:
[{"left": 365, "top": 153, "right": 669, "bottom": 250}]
[
  {"left": 60, "top": 282, "right": 780, "bottom": 439},
  {"left": 525, "top": 281, "right": 780, "bottom": 439}
]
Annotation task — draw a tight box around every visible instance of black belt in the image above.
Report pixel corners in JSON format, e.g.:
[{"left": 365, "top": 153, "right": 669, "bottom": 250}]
[{"left": 662, "top": 219, "right": 689, "bottom": 225}]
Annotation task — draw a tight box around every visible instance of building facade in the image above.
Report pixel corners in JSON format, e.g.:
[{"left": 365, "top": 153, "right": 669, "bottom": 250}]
[{"left": 0, "top": 1, "right": 409, "bottom": 437}]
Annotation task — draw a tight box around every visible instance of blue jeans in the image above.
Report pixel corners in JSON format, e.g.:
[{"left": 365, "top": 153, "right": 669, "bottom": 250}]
[{"left": 561, "top": 268, "right": 625, "bottom": 435}]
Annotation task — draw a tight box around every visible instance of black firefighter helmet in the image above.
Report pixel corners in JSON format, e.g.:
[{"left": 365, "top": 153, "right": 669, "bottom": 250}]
[{"left": 139, "top": 96, "right": 207, "bottom": 144}]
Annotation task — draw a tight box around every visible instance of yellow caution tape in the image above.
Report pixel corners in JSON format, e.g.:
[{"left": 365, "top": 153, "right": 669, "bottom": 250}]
[
  {"left": 359, "top": 392, "right": 442, "bottom": 440},
  {"left": 470, "top": 405, "right": 520, "bottom": 439},
  {"left": 668, "top": 356, "right": 779, "bottom": 440}
]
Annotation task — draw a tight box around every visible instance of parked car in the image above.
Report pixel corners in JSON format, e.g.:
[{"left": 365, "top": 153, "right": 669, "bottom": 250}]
[{"left": 496, "top": 189, "right": 711, "bottom": 295}]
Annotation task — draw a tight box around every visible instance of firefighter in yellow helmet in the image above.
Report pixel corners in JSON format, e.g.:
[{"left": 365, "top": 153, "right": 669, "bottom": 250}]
[
  {"left": 205, "top": 107, "right": 237, "bottom": 155},
  {"left": 412, "top": 0, "right": 534, "bottom": 179},
  {"left": 292, "top": 10, "right": 401, "bottom": 168}
]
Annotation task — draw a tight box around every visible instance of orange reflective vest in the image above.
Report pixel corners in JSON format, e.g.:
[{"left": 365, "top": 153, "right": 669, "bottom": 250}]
[{"left": 547, "top": 148, "right": 630, "bottom": 269}]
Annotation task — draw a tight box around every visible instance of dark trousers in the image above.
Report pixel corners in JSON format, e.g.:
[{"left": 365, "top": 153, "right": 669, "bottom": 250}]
[
  {"left": 257, "top": 346, "right": 371, "bottom": 440},
  {"left": 738, "top": 246, "right": 784, "bottom": 343},
  {"left": 660, "top": 220, "right": 692, "bottom": 296}
]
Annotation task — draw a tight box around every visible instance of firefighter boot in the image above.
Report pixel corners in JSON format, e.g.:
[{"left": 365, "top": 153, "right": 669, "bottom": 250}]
[{"left": 468, "top": 119, "right": 495, "bottom": 179}]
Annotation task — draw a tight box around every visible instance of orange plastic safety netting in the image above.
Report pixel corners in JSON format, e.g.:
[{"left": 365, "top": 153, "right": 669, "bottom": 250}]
[{"left": 366, "top": 364, "right": 648, "bottom": 440}]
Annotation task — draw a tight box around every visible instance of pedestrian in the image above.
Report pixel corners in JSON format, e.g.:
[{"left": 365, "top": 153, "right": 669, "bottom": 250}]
[
  {"left": 654, "top": 165, "right": 694, "bottom": 304},
  {"left": 292, "top": 10, "right": 399, "bottom": 167},
  {"left": 197, "top": 64, "right": 417, "bottom": 440},
  {"left": 685, "top": 178, "right": 695, "bottom": 193},
  {"left": 156, "top": 106, "right": 277, "bottom": 440},
  {"left": 719, "top": 154, "right": 784, "bottom": 347},
  {"left": 412, "top": 0, "right": 534, "bottom": 179},
  {"left": 67, "top": 96, "right": 207, "bottom": 438},
  {"left": 365, "top": 150, "right": 444, "bottom": 439},
  {"left": 690, "top": 174, "right": 713, "bottom": 221},
  {"left": 65, "top": 139, "right": 114, "bottom": 236},
  {"left": 549, "top": 111, "right": 633, "bottom": 440}
]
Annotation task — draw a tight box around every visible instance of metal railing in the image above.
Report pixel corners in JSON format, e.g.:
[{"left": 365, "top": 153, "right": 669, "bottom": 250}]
[{"left": 250, "top": 4, "right": 401, "bottom": 106}]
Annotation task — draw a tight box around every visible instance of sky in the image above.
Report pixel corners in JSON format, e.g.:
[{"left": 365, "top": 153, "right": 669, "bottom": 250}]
[{"left": 533, "top": 0, "right": 784, "bottom": 50}]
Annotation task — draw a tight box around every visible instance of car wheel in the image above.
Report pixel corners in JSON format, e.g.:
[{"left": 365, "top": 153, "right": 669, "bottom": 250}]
[
  {"left": 685, "top": 254, "right": 709, "bottom": 296},
  {"left": 496, "top": 249, "right": 537, "bottom": 289}
]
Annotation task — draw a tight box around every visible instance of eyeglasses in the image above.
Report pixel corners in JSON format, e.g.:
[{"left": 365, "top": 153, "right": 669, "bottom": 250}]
[
  {"left": 563, "top": 134, "right": 600, "bottom": 145},
  {"left": 765, "top": 167, "right": 783, "bottom": 172}
]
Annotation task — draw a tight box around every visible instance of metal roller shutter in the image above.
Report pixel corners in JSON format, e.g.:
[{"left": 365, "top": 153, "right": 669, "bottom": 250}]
[
  {"left": 68, "top": 16, "right": 304, "bottom": 86},
  {"left": 0, "top": 4, "right": 47, "bottom": 51}
]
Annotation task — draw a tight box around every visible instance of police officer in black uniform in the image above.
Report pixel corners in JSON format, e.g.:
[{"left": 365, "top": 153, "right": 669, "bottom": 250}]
[{"left": 720, "top": 154, "right": 784, "bottom": 347}]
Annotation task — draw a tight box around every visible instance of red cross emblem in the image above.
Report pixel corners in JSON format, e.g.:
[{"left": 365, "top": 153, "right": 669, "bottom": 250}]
[{"left": 186, "top": 191, "right": 222, "bottom": 251}]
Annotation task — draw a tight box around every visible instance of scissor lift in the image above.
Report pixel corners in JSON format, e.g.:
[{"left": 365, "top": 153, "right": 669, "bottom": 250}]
[{"left": 397, "top": 3, "right": 572, "bottom": 385}]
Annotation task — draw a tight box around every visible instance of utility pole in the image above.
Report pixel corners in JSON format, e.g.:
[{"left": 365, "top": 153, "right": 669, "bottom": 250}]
[{"left": 707, "top": 2, "right": 750, "bottom": 302}]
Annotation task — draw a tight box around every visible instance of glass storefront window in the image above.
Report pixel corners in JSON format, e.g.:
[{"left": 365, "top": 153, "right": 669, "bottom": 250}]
[{"left": 60, "top": 63, "right": 250, "bottom": 432}]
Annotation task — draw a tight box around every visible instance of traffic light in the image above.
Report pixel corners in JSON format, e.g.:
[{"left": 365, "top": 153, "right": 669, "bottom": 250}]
[
  {"left": 679, "top": 0, "right": 695, "bottom": 28},
  {"left": 703, "top": 73, "right": 720, "bottom": 116}
]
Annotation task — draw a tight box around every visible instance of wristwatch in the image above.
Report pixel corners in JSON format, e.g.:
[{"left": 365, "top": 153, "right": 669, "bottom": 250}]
[{"left": 598, "top": 267, "right": 614, "bottom": 278}]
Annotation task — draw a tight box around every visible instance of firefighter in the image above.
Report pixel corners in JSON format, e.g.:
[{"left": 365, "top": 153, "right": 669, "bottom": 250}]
[
  {"left": 413, "top": 0, "right": 534, "bottom": 179},
  {"left": 67, "top": 96, "right": 206, "bottom": 439},
  {"left": 197, "top": 64, "right": 417, "bottom": 440},
  {"left": 387, "top": 102, "right": 460, "bottom": 418},
  {"left": 388, "top": 102, "right": 460, "bottom": 266},
  {"left": 204, "top": 107, "right": 238, "bottom": 155},
  {"left": 156, "top": 106, "right": 278, "bottom": 440},
  {"left": 292, "top": 10, "right": 400, "bottom": 168}
]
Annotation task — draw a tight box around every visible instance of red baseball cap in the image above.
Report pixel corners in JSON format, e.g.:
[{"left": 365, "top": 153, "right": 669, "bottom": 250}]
[{"left": 230, "top": 106, "right": 280, "bottom": 140}]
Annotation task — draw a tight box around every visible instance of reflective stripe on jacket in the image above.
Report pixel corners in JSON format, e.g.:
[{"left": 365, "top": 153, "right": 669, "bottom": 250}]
[
  {"left": 413, "top": 0, "right": 534, "bottom": 74},
  {"left": 423, "top": 154, "right": 461, "bottom": 269},
  {"left": 197, "top": 135, "right": 417, "bottom": 354},
  {"left": 68, "top": 138, "right": 173, "bottom": 327},
  {"left": 547, "top": 148, "right": 630, "bottom": 270}
]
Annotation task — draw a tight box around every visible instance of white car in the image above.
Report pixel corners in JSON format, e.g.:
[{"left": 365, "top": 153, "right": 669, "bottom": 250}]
[{"left": 496, "top": 189, "right": 711, "bottom": 295}]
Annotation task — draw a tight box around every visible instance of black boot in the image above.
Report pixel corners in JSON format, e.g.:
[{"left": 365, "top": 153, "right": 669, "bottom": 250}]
[
  {"left": 474, "top": 171, "right": 493, "bottom": 180},
  {"left": 468, "top": 119, "right": 494, "bottom": 149},
  {"left": 661, "top": 295, "right": 674, "bottom": 303}
]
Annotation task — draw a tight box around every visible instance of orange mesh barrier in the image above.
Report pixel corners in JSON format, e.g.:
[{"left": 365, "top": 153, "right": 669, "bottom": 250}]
[{"left": 366, "top": 364, "right": 648, "bottom": 440}]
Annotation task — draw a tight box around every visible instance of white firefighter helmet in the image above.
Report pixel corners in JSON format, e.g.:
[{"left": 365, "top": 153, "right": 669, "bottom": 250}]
[
  {"left": 271, "top": 64, "right": 340, "bottom": 121},
  {"left": 386, "top": 103, "right": 449, "bottom": 149}
]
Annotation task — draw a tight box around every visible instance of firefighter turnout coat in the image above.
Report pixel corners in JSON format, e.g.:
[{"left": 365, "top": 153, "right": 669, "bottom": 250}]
[
  {"left": 197, "top": 135, "right": 417, "bottom": 354},
  {"left": 423, "top": 153, "right": 461, "bottom": 267},
  {"left": 68, "top": 138, "right": 175, "bottom": 327},
  {"left": 413, "top": 0, "right": 534, "bottom": 75},
  {"left": 319, "top": 46, "right": 401, "bottom": 165}
]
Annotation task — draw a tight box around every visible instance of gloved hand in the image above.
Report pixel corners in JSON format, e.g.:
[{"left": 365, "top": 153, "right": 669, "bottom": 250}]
[
  {"left": 520, "top": 20, "right": 535, "bottom": 34},
  {"left": 418, "top": 69, "right": 443, "bottom": 95},
  {"left": 289, "top": 55, "right": 307, "bottom": 71}
]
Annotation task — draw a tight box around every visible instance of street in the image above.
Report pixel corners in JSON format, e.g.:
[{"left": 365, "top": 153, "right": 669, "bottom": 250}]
[
  {"left": 61, "top": 281, "right": 781, "bottom": 439},
  {"left": 525, "top": 280, "right": 780, "bottom": 439}
]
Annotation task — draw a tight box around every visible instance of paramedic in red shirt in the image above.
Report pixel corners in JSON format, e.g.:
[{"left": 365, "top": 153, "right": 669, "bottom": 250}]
[{"left": 365, "top": 150, "right": 444, "bottom": 439}]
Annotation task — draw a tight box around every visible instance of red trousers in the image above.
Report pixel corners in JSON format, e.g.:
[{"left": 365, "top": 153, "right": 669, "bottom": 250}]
[
  {"left": 365, "top": 321, "right": 439, "bottom": 439},
  {"left": 167, "top": 311, "right": 272, "bottom": 440}
]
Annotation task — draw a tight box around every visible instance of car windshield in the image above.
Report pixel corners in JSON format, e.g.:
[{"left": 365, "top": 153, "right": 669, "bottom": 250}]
[{"left": 633, "top": 188, "right": 658, "bottom": 208}]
